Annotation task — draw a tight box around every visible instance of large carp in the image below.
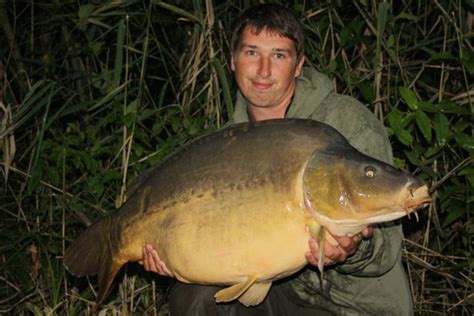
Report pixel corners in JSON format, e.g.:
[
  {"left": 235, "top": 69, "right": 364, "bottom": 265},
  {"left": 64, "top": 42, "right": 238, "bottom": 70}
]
[{"left": 64, "top": 119, "right": 431, "bottom": 306}]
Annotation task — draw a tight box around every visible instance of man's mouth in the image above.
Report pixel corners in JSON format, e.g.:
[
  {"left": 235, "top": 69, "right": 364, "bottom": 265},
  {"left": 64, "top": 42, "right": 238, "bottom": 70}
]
[{"left": 252, "top": 80, "right": 273, "bottom": 90}]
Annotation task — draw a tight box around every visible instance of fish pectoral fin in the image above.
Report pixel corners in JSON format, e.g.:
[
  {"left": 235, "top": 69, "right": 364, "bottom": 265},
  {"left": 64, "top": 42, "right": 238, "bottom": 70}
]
[
  {"left": 306, "top": 219, "right": 326, "bottom": 288},
  {"left": 238, "top": 282, "right": 272, "bottom": 307},
  {"left": 214, "top": 275, "right": 258, "bottom": 303},
  {"left": 317, "top": 226, "right": 325, "bottom": 275},
  {"left": 306, "top": 218, "right": 321, "bottom": 238}
]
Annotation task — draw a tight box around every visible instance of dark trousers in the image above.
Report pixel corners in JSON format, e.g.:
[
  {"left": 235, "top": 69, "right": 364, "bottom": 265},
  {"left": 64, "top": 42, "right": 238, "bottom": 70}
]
[{"left": 169, "top": 280, "right": 334, "bottom": 316}]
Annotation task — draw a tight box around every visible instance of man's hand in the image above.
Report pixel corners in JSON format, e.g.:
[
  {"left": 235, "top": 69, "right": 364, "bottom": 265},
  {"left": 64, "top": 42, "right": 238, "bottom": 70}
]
[
  {"left": 305, "top": 227, "right": 374, "bottom": 266},
  {"left": 139, "top": 244, "right": 174, "bottom": 277}
]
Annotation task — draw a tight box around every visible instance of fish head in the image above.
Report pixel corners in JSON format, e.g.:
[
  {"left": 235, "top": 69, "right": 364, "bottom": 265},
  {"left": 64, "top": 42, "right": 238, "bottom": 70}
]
[{"left": 303, "top": 147, "right": 432, "bottom": 236}]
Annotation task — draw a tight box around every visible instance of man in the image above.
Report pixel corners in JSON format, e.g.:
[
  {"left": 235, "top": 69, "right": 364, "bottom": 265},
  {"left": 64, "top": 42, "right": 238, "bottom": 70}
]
[{"left": 141, "top": 3, "right": 412, "bottom": 315}]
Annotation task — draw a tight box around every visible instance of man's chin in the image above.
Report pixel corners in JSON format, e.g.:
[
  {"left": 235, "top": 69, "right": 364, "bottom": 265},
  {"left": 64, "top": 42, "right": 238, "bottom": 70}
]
[{"left": 245, "top": 97, "right": 274, "bottom": 108}]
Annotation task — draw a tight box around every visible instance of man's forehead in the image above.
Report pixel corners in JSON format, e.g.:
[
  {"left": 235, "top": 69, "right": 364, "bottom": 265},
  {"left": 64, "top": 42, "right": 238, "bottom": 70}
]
[{"left": 238, "top": 27, "right": 296, "bottom": 52}]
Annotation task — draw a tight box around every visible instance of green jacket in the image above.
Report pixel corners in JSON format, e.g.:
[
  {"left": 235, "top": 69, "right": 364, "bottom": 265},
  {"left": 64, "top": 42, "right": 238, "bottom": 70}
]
[{"left": 230, "top": 67, "right": 413, "bottom": 315}]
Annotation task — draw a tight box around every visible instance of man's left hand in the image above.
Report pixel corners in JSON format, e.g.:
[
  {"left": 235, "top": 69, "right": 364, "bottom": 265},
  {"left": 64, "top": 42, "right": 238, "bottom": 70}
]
[{"left": 305, "top": 227, "right": 374, "bottom": 266}]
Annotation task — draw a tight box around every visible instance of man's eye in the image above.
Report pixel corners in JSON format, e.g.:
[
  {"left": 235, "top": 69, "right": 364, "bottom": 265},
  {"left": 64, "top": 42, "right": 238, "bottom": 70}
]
[
  {"left": 275, "top": 53, "right": 286, "bottom": 59},
  {"left": 246, "top": 50, "right": 257, "bottom": 56}
]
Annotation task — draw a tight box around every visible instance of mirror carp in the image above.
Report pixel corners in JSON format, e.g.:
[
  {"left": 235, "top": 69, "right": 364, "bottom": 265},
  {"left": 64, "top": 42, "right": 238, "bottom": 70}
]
[{"left": 64, "top": 119, "right": 431, "bottom": 307}]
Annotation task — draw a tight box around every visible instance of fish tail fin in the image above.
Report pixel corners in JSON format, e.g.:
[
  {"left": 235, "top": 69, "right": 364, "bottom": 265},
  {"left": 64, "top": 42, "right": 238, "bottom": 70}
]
[{"left": 64, "top": 217, "right": 124, "bottom": 304}]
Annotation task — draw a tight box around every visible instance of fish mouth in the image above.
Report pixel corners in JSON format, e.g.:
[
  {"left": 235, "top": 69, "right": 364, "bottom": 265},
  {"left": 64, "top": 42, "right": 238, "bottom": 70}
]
[{"left": 401, "top": 184, "right": 432, "bottom": 217}]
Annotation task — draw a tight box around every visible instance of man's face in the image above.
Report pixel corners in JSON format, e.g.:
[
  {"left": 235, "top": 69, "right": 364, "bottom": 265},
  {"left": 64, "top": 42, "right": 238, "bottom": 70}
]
[{"left": 231, "top": 27, "right": 305, "bottom": 111}]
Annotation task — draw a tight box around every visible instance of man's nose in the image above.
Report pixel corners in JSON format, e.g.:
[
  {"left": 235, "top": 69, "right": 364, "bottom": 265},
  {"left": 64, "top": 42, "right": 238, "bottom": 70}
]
[{"left": 257, "top": 57, "right": 271, "bottom": 78}]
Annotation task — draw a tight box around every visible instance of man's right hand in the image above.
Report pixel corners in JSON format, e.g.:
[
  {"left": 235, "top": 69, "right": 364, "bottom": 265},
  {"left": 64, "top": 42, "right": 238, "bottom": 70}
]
[{"left": 139, "top": 244, "right": 174, "bottom": 277}]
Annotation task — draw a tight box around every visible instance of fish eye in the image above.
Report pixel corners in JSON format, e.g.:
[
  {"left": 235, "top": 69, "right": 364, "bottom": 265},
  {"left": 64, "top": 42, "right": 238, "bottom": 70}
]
[{"left": 364, "top": 166, "right": 376, "bottom": 178}]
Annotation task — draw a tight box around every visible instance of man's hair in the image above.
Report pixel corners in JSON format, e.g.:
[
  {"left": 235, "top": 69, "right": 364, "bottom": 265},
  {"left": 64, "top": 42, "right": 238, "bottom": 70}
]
[{"left": 231, "top": 3, "right": 305, "bottom": 61}]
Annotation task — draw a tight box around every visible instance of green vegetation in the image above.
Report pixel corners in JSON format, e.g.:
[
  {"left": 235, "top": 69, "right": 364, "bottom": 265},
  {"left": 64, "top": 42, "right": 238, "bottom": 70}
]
[{"left": 1, "top": 1, "right": 472, "bottom": 314}]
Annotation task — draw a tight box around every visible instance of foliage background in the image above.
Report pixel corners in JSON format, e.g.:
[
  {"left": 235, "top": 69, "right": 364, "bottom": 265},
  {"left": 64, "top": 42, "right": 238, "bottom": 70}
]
[{"left": 0, "top": 0, "right": 472, "bottom": 314}]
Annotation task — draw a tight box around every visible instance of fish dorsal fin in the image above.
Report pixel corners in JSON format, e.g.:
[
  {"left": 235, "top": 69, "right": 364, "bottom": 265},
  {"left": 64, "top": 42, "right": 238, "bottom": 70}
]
[
  {"left": 214, "top": 275, "right": 258, "bottom": 303},
  {"left": 238, "top": 282, "right": 272, "bottom": 306}
]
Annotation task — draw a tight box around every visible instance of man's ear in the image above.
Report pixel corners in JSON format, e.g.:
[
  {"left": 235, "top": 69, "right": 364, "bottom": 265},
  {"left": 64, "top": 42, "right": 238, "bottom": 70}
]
[
  {"left": 295, "top": 55, "right": 305, "bottom": 77},
  {"left": 231, "top": 53, "right": 236, "bottom": 72}
]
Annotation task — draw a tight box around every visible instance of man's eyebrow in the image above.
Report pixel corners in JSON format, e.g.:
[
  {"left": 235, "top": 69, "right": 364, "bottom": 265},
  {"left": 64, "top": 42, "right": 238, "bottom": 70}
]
[
  {"left": 273, "top": 48, "right": 293, "bottom": 53},
  {"left": 239, "top": 44, "right": 257, "bottom": 49},
  {"left": 239, "top": 44, "right": 294, "bottom": 53}
]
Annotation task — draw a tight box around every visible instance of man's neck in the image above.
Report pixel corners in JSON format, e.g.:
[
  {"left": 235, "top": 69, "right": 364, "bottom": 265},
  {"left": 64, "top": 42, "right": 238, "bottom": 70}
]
[{"left": 248, "top": 105, "right": 288, "bottom": 121}]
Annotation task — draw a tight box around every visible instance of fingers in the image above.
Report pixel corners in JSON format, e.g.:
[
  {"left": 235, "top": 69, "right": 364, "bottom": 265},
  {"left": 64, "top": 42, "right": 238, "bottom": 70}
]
[
  {"left": 142, "top": 244, "right": 157, "bottom": 273},
  {"left": 159, "top": 260, "right": 174, "bottom": 277},
  {"left": 306, "top": 238, "right": 346, "bottom": 266},
  {"left": 332, "top": 235, "right": 357, "bottom": 254},
  {"left": 306, "top": 226, "right": 375, "bottom": 267},
  {"left": 361, "top": 226, "right": 374, "bottom": 238},
  {"left": 324, "top": 239, "right": 349, "bottom": 263},
  {"left": 141, "top": 244, "right": 174, "bottom": 277}
]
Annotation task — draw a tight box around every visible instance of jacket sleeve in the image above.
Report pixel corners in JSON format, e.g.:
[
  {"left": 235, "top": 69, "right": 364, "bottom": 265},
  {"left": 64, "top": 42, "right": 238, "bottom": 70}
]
[{"left": 311, "top": 93, "right": 403, "bottom": 276}]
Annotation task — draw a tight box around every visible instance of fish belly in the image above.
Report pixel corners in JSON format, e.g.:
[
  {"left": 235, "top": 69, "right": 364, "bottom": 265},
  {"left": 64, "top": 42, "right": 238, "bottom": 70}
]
[{"left": 151, "top": 187, "right": 310, "bottom": 286}]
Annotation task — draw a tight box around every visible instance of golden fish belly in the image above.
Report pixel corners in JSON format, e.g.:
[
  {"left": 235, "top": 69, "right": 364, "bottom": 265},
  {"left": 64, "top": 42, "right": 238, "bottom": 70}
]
[{"left": 141, "top": 185, "right": 311, "bottom": 286}]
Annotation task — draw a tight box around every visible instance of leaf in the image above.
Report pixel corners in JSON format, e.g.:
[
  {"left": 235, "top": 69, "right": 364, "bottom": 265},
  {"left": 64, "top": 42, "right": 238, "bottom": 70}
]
[
  {"left": 458, "top": 166, "right": 474, "bottom": 188},
  {"left": 395, "top": 128, "right": 413, "bottom": 146},
  {"left": 399, "top": 87, "right": 418, "bottom": 110},
  {"left": 387, "top": 34, "right": 395, "bottom": 47},
  {"left": 125, "top": 99, "right": 138, "bottom": 115},
  {"left": 357, "top": 80, "right": 375, "bottom": 103},
  {"left": 403, "top": 149, "right": 421, "bottom": 166},
  {"left": 465, "top": 293, "right": 474, "bottom": 306},
  {"left": 417, "top": 101, "right": 438, "bottom": 113},
  {"left": 156, "top": 1, "right": 202, "bottom": 26},
  {"left": 458, "top": 166, "right": 474, "bottom": 177},
  {"left": 392, "top": 157, "right": 406, "bottom": 169},
  {"left": 138, "top": 109, "right": 158, "bottom": 122},
  {"left": 386, "top": 47, "right": 397, "bottom": 64},
  {"left": 88, "top": 81, "right": 128, "bottom": 111},
  {"left": 394, "top": 12, "right": 419, "bottom": 22},
  {"left": 454, "top": 133, "right": 474, "bottom": 151},
  {"left": 113, "top": 18, "right": 126, "bottom": 88},
  {"left": 461, "top": 49, "right": 474, "bottom": 75},
  {"left": 124, "top": 113, "right": 137, "bottom": 129},
  {"left": 211, "top": 59, "right": 234, "bottom": 121},
  {"left": 415, "top": 110, "right": 432, "bottom": 142},
  {"left": 453, "top": 121, "right": 471, "bottom": 133},
  {"left": 377, "top": 3, "right": 390, "bottom": 35},
  {"left": 434, "top": 112, "right": 450, "bottom": 147},
  {"left": 429, "top": 51, "right": 455, "bottom": 61},
  {"left": 443, "top": 207, "right": 466, "bottom": 227},
  {"left": 425, "top": 146, "right": 441, "bottom": 158},
  {"left": 339, "top": 25, "right": 352, "bottom": 47},
  {"left": 437, "top": 100, "right": 470, "bottom": 115},
  {"left": 28, "top": 159, "right": 43, "bottom": 194},
  {"left": 387, "top": 109, "right": 404, "bottom": 130},
  {"left": 373, "top": 2, "right": 390, "bottom": 69},
  {"left": 79, "top": 4, "right": 95, "bottom": 20},
  {"left": 387, "top": 108, "right": 414, "bottom": 146}
]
